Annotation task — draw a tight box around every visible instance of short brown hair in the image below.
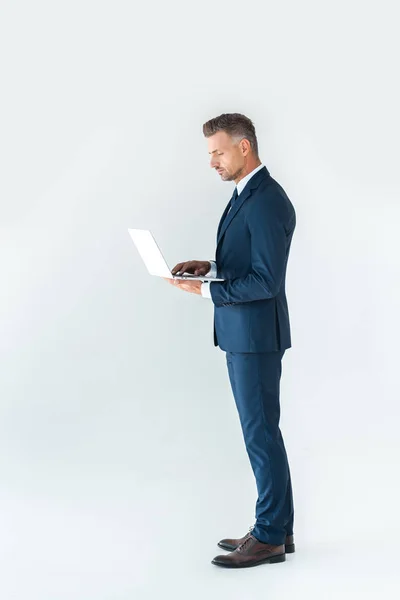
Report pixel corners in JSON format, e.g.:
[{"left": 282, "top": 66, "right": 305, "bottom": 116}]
[{"left": 202, "top": 112, "right": 259, "bottom": 158}]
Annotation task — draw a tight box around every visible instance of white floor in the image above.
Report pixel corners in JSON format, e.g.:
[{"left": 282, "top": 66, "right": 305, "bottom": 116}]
[
  {"left": 1, "top": 459, "right": 398, "bottom": 600},
  {"left": 1, "top": 341, "right": 399, "bottom": 599}
]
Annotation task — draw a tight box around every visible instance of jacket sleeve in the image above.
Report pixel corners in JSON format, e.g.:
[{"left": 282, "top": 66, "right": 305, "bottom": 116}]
[{"left": 209, "top": 194, "right": 292, "bottom": 306}]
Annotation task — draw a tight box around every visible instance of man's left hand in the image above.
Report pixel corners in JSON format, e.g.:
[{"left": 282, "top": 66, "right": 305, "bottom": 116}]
[{"left": 163, "top": 278, "right": 203, "bottom": 295}]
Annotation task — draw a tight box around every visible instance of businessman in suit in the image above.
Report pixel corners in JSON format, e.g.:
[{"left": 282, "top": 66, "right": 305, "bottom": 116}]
[{"left": 165, "top": 113, "right": 296, "bottom": 569}]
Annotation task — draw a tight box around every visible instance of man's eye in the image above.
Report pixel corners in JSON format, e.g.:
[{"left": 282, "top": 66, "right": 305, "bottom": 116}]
[{"left": 218, "top": 153, "right": 223, "bottom": 156}]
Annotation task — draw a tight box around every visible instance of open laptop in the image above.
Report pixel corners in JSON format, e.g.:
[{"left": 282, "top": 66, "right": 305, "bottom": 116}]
[{"left": 128, "top": 229, "right": 224, "bottom": 281}]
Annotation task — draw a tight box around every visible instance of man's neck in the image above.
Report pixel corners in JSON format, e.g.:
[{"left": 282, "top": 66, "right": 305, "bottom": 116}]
[{"left": 235, "top": 160, "right": 262, "bottom": 185}]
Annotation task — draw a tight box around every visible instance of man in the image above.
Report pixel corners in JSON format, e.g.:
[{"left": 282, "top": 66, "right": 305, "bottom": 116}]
[{"left": 165, "top": 113, "right": 296, "bottom": 569}]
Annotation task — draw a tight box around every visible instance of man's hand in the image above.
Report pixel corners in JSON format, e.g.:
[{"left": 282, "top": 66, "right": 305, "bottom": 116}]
[
  {"left": 171, "top": 260, "right": 211, "bottom": 276},
  {"left": 164, "top": 259, "right": 211, "bottom": 295},
  {"left": 163, "top": 278, "right": 203, "bottom": 295}
]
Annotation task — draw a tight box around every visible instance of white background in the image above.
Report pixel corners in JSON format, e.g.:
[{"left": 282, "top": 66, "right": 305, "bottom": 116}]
[{"left": 0, "top": 1, "right": 399, "bottom": 598}]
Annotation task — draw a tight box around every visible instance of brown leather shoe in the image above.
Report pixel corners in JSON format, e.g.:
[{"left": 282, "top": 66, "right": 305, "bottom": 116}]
[
  {"left": 212, "top": 534, "right": 286, "bottom": 568},
  {"left": 218, "top": 525, "right": 295, "bottom": 553}
]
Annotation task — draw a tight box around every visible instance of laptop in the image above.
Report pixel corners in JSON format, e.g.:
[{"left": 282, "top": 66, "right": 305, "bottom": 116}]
[{"left": 128, "top": 229, "right": 224, "bottom": 281}]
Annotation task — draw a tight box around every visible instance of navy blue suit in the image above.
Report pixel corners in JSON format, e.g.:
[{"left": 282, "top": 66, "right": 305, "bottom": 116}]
[
  {"left": 209, "top": 165, "right": 295, "bottom": 545},
  {"left": 210, "top": 165, "right": 295, "bottom": 353}
]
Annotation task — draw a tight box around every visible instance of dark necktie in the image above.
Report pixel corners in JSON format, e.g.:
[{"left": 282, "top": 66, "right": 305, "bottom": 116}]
[
  {"left": 230, "top": 186, "right": 238, "bottom": 209},
  {"left": 217, "top": 187, "right": 238, "bottom": 240},
  {"left": 226, "top": 187, "right": 238, "bottom": 219}
]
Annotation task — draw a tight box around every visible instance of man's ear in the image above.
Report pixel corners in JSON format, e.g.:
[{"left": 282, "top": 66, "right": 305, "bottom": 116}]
[{"left": 240, "top": 138, "right": 251, "bottom": 156}]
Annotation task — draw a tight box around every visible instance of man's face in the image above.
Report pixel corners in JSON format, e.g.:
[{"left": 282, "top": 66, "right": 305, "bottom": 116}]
[{"left": 208, "top": 131, "right": 246, "bottom": 182}]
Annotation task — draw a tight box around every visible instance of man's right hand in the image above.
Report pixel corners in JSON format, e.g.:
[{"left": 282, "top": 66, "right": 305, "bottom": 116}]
[{"left": 171, "top": 260, "right": 211, "bottom": 276}]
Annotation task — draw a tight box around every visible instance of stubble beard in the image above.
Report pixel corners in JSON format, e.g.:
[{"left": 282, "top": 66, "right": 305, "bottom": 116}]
[{"left": 219, "top": 165, "right": 244, "bottom": 182}]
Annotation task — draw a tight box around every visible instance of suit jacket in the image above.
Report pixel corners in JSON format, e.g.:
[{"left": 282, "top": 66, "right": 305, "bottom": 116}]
[{"left": 210, "top": 165, "right": 296, "bottom": 352}]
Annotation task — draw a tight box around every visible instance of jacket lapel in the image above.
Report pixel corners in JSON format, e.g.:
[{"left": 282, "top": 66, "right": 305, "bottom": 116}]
[{"left": 216, "top": 166, "right": 269, "bottom": 248}]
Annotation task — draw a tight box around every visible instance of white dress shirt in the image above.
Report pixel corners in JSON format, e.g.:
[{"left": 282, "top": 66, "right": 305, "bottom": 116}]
[{"left": 201, "top": 163, "right": 265, "bottom": 299}]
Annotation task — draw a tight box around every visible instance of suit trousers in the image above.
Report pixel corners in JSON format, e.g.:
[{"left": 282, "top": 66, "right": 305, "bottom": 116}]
[{"left": 225, "top": 350, "right": 294, "bottom": 546}]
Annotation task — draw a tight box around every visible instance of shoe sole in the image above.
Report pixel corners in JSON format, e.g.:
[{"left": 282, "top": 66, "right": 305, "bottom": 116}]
[
  {"left": 212, "top": 553, "right": 286, "bottom": 568},
  {"left": 218, "top": 542, "right": 296, "bottom": 553}
]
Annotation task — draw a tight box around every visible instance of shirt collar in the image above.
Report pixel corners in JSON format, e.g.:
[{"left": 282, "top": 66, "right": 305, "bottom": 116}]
[{"left": 236, "top": 163, "right": 265, "bottom": 195}]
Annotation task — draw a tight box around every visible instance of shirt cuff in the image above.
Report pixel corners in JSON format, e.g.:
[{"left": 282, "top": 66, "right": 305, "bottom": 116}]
[
  {"left": 201, "top": 281, "right": 212, "bottom": 298},
  {"left": 206, "top": 260, "right": 217, "bottom": 278}
]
